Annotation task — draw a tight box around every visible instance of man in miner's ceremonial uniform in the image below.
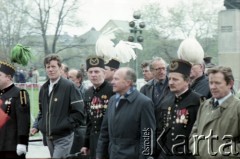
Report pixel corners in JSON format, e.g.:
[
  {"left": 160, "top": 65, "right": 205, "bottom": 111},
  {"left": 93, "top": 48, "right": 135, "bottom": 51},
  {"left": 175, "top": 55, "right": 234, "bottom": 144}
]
[
  {"left": 0, "top": 60, "right": 30, "bottom": 157},
  {"left": 81, "top": 56, "right": 114, "bottom": 159},
  {"left": 156, "top": 59, "right": 201, "bottom": 159}
]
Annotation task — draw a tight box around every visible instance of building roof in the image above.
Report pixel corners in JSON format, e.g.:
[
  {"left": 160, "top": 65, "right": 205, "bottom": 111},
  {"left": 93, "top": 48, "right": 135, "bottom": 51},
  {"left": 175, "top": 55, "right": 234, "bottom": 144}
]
[
  {"left": 100, "top": 20, "right": 129, "bottom": 33},
  {"left": 75, "top": 27, "right": 101, "bottom": 46}
]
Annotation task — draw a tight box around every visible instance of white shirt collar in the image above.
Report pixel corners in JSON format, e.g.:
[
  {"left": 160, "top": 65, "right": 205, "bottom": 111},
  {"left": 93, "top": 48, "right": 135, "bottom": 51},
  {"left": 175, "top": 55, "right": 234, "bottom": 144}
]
[
  {"left": 215, "top": 92, "right": 232, "bottom": 105},
  {"left": 50, "top": 77, "right": 60, "bottom": 86}
]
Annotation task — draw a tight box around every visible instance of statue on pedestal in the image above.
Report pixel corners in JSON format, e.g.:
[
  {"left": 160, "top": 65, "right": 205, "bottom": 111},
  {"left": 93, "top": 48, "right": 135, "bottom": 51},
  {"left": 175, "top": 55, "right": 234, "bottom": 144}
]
[{"left": 224, "top": 0, "right": 240, "bottom": 9}]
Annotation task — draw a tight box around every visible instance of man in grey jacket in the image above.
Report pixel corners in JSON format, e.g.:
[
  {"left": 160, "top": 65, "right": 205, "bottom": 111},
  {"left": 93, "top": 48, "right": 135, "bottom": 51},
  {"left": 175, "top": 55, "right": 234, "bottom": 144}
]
[{"left": 140, "top": 57, "right": 171, "bottom": 109}]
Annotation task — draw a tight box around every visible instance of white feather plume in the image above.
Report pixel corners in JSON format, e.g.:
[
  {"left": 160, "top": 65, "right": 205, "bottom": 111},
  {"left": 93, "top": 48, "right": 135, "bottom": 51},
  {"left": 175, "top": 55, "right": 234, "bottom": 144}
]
[
  {"left": 95, "top": 28, "right": 118, "bottom": 62},
  {"left": 95, "top": 28, "right": 143, "bottom": 63},
  {"left": 115, "top": 41, "right": 143, "bottom": 63},
  {"left": 177, "top": 37, "right": 204, "bottom": 64}
]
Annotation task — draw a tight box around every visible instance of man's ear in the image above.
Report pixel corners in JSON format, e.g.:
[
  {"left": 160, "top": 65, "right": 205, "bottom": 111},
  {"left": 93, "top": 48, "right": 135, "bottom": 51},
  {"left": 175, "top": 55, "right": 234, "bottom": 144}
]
[
  {"left": 229, "top": 80, "right": 234, "bottom": 88},
  {"left": 127, "top": 79, "right": 133, "bottom": 87}
]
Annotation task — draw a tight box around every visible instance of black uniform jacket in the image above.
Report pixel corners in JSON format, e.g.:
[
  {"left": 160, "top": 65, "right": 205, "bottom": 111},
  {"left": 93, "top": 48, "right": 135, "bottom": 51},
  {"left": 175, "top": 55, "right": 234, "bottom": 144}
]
[
  {"left": 83, "top": 81, "right": 114, "bottom": 157},
  {"left": 156, "top": 89, "right": 201, "bottom": 159},
  {"left": 0, "top": 84, "right": 30, "bottom": 151},
  {"left": 38, "top": 77, "right": 85, "bottom": 139}
]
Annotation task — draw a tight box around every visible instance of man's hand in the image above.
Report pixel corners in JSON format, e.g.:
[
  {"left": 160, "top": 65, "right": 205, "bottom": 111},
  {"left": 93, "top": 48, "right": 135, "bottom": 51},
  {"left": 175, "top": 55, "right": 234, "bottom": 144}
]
[
  {"left": 30, "top": 128, "right": 39, "bottom": 136},
  {"left": 16, "top": 144, "right": 27, "bottom": 156},
  {"left": 80, "top": 147, "right": 89, "bottom": 155}
]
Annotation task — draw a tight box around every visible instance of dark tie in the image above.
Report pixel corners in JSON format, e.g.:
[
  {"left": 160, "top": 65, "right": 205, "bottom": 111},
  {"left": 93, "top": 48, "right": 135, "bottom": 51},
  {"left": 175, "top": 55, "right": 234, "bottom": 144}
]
[{"left": 213, "top": 100, "right": 219, "bottom": 108}]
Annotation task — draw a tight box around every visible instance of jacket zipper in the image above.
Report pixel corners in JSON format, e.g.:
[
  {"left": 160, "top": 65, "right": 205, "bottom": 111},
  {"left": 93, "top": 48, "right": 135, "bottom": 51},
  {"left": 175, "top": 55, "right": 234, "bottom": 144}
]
[{"left": 47, "top": 91, "right": 54, "bottom": 137}]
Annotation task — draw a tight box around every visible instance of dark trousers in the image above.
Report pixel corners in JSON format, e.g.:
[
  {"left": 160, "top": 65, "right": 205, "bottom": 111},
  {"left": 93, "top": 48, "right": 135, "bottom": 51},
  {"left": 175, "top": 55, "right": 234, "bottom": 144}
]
[
  {"left": 70, "top": 126, "right": 86, "bottom": 154},
  {"left": 0, "top": 151, "right": 25, "bottom": 159}
]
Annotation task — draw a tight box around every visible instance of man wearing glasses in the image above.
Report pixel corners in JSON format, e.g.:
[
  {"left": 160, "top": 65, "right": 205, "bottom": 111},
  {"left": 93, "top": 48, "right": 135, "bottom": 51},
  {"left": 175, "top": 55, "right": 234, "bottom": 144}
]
[{"left": 140, "top": 57, "right": 171, "bottom": 109}]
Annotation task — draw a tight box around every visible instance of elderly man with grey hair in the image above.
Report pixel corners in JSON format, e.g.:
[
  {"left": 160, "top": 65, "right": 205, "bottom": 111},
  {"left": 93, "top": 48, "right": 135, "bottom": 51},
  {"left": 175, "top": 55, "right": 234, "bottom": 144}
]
[
  {"left": 140, "top": 57, "right": 171, "bottom": 109},
  {"left": 96, "top": 67, "right": 156, "bottom": 159},
  {"left": 190, "top": 62, "right": 211, "bottom": 99}
]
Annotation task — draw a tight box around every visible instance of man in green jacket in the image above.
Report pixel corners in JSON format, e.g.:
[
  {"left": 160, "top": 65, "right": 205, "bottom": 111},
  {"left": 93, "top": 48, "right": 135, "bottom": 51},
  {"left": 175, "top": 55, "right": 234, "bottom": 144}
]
[{"left": 190, "top": 66, "right": 240, "bottom": 158}]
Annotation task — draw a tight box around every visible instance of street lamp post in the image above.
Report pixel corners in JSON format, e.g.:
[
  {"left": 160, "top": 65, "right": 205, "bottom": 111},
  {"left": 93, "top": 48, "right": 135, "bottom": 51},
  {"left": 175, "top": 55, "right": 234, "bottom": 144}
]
[{"left": 128, "top": 11, "right": 145, "bottom": 78}]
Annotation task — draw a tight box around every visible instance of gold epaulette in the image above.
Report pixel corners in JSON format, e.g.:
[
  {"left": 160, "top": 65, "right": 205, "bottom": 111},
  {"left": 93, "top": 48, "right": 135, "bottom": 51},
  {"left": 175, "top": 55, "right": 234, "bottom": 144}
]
[{"left": 20, "top": 90, "right": 28, "bottom": 107}]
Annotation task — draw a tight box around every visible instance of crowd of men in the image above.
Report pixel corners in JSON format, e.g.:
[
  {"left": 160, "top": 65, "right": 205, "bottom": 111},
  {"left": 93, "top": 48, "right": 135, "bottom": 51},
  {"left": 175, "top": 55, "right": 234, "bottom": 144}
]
[{"left": 1, "top": 49, "right": 240, "bottom": 159}]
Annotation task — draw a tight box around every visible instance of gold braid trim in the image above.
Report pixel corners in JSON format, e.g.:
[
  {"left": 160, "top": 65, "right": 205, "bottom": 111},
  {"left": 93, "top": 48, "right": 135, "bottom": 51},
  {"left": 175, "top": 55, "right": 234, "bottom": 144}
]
[
  {"left": 20, "top": 90, "right": 27, "bottom": 106},
  {"left": 0, "top": 61, "right": 16, "bottom": 71}
]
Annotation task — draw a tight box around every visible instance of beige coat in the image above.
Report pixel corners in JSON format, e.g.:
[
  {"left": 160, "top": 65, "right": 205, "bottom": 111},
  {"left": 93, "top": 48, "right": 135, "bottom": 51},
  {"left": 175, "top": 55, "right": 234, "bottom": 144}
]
[{"left": 189, "top": 95, "right": 240, "bottom": 159}]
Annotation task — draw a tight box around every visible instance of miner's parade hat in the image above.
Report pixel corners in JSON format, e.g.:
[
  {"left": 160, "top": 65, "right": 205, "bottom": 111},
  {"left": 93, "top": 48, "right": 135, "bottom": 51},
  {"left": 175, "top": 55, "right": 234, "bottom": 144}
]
[
  {"left": 169, "top": 59, "right": 192, "bottom": 76},
  {"left": 0, "top": 61, "right": 16, "bottom": 77},
  {"left": 86, "top": 56, "right": 105, "bottom": 70},
  {"left": 105, "top": 59, "right": 120, "bottom": 69}
]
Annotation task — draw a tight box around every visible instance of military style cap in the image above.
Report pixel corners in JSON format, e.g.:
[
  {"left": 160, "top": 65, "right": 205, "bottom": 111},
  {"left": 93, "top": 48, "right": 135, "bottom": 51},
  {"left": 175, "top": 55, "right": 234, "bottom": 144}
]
[
  {"left": 0, "top": 61, "right": 16, "bottom": 77},
  {"left": 105, "top": 59, "right": 120, "bottom": 69},
  {"left": 203, "top": 56, "right": 215, "bottom": 68},
  {"left": 169, "top": 59, "right": 192, "bottom": 76},
  {"left": 86, "top": 56, "right": 105, "bottom": 70}
]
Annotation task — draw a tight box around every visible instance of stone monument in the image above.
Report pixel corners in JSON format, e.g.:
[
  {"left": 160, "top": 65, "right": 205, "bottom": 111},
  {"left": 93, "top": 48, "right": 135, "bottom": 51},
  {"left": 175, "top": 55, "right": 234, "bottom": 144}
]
[
  {"left": 218, "top": 3, "right": 240, "bottom": 88},
  {"left": 224, "top": 0, "right": 240, "bottom": 9}
]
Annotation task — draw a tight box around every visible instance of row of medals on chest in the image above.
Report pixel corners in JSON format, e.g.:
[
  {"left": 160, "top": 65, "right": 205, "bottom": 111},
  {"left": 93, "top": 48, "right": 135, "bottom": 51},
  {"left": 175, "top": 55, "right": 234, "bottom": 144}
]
[
  {"left": 165, "top": 106, "right": 189, "bottom": 127},
  {"left": 89, "top": 96, "right": 108, "bottom": 118}
]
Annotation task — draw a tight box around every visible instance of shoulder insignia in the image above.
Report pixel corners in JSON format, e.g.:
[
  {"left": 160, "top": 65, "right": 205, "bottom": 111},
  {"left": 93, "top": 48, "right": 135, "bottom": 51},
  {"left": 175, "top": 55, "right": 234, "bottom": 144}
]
[{"left": 20, "top": 90, "right": 28, "bottom": 107}]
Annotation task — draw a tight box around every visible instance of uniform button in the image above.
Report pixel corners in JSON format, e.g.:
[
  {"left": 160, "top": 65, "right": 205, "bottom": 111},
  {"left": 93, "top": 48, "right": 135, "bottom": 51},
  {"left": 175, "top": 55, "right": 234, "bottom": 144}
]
[
  {"left": 171, "top": 133, "right": 174, "bottom": 136},
  {"left": 172, "top": 138, "right": 174, "bottom": 141},
  {"left": 173, "top": 116, "right": 176, "bottom": 118},
  {"left": 172, "top": 127, "right": 175, "bottom": 130},
  {"left": 173, "top": 121, "right": 175, "bottom": 124},
  {"left": 94, "top": 121, "right": 96, "bottom": 123}
]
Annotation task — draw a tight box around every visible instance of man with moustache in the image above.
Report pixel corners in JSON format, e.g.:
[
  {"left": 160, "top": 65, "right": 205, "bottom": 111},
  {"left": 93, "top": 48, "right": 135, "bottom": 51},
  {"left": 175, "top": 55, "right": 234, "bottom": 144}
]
[
  {"left": 156, "top": 59, "right": 201, "bottom": 159},
  {"left": 81, "top": 56, "right": 114, "bottom": 159}
]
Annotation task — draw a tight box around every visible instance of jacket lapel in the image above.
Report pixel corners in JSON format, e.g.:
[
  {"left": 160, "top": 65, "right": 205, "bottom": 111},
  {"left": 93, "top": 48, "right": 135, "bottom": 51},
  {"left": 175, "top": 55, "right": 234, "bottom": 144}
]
[
  {"left": 154, "top": 79, "right": 169, "bottom": 107},
  {"left": 201, "top": 96, "right": 233, "bottom": 130}
]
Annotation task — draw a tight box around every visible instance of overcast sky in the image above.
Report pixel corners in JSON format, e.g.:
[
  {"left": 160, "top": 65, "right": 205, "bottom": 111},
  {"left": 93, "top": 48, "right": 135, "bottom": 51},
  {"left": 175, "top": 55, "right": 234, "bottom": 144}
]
[
  {"left": 65, "top": 0, "right": 169, "bottom": 35},
  {"left": 65, "top": 0, "right": 224, "bottom": 36}
]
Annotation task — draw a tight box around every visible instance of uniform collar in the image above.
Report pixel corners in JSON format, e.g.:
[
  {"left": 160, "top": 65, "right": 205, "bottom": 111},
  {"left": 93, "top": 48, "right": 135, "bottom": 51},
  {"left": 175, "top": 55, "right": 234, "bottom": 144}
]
[
  {"left": 175, "top": 89, "right": 191, "bottom": 103},
  {"left": 0, "top": 83, "right": 14, "bottom": 95},
  {"left": 93, "top": 81, "right": 107, "bottom": 93}
]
